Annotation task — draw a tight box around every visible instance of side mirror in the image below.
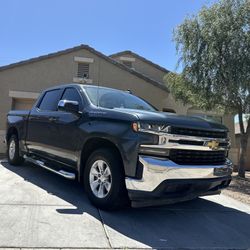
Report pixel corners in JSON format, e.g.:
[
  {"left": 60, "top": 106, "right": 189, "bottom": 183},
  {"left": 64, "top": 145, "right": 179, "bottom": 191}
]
[{"left": 58, "top": 100, "right": 79, "bottom": 114}]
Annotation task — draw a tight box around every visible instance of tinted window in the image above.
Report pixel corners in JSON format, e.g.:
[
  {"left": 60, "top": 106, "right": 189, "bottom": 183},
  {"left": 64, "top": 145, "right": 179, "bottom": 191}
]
[
  {"left": 61, "top": 88, "right": 83, "bottom": 109},
  {"left": 39, "top": 89, "right": 62, "bottom": 111}
]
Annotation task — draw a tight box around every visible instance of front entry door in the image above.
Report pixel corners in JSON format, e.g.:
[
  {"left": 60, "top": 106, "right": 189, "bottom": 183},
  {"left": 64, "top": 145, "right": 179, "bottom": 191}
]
[{"left": 46, "top": 87, "right": 85, "bottom": 167}]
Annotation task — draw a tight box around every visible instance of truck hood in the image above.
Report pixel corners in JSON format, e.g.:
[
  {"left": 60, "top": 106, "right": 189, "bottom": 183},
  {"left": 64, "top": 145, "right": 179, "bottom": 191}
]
[
  {"left": 87, "top": 107, "right": 227, "bottom": 131},
  {"left": 113, "top": 108, "right": 228, "bottom": 131}
]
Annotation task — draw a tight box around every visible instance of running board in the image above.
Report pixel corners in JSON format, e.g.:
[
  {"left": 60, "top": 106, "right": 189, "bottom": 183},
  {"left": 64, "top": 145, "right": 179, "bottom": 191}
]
[{"left": 24, "top": 155, "right": 76, "bottom": 180}]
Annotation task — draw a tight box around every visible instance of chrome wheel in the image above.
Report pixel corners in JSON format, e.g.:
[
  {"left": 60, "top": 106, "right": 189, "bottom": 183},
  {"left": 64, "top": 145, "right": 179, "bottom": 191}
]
[
  {"left": 9, "top": 139, "right": 16, "bottom": 160},
  {"left": 89, "top": 160, "right": 112, "bottom": 198}
]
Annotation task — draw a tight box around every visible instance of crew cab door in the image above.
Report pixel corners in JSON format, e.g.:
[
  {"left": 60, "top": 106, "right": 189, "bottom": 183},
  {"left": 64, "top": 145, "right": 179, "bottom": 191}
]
[
  {"left": 26, "top": 87, "right": 84, "bottom": 168},
  {"left": 26, "top": 88, "right": 64, "bottom": 158}
]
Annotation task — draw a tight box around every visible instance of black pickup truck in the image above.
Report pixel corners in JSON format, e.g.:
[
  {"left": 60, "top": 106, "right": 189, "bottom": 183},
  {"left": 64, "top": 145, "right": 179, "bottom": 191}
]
[{"left": 6, "top": 84, "right": 233, "bottom": 209}]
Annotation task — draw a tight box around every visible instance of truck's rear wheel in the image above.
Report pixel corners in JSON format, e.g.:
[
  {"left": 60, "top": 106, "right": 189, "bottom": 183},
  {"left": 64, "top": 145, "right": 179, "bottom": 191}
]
[
  {"left": 84, "top": 148, "right": 129, "bottom": 210},
  {"left": 7, "top": 134, "right": 24, "bottom": 165}
]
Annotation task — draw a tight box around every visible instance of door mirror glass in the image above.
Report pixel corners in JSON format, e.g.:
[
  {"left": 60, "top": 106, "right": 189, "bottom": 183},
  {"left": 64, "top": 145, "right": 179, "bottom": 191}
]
[{"left": 58, "top": 100, "right": 79, "bottom": 114}]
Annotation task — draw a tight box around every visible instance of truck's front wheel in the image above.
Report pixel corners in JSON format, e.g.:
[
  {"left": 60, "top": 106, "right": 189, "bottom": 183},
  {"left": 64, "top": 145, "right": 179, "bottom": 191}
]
[
  {"left": 7, "top": 134, "right": 24, "bottom": 166},
  {"left": 84, "top": 148, "right": 128, "bottom": 210}
]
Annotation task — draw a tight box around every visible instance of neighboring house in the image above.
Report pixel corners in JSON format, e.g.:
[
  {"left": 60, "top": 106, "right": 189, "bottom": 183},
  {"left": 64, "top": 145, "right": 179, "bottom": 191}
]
[
  {"left": 235, "top": 121, "right": 250, "bottom": 170},
  {"left": 0, "top": 44, "right": 237, "bottom": 165}
]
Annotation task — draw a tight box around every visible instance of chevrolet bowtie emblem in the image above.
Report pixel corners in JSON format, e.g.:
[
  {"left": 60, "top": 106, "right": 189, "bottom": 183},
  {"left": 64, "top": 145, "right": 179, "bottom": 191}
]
[{"left": 207, "top": 140, "right": 220, "bottom": 150}]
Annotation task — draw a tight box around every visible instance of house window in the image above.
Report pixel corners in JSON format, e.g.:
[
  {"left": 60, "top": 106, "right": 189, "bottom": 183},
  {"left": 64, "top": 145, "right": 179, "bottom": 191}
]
[
  {"left": 122, "top": 61, "right": 132, "bottom": 68},
  {"left": 77, "top": 63, "right": 89, "bottom": 78},
  {"left": 119, "top": 56, "right": 135, "bottom": 68}
]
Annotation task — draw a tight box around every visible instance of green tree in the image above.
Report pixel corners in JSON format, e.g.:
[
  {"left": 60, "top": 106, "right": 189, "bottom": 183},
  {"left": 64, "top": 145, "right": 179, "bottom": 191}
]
[{"left": 165, "top": 0, "right": 250, "bottom": 177}]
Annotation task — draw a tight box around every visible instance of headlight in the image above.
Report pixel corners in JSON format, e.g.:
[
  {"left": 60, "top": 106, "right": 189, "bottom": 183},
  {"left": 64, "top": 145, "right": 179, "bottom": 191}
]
[{"left": 132, "top": 122, "right": 169, "bottom": 133}]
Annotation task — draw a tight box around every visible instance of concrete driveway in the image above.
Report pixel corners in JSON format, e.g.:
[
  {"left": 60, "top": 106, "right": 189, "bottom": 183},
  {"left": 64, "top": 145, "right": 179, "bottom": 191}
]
[{"left": 0, "top": 160, "right": 250, "bottom": 250}]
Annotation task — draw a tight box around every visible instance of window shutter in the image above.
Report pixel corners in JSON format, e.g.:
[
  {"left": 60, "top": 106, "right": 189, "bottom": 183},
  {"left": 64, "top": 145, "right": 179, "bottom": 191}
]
[
  {"left": 77, "top": 63, "right": 89, "bottom": 78},
  {"left": 122, "top": 61, "right": 132, "bottom": 68}
]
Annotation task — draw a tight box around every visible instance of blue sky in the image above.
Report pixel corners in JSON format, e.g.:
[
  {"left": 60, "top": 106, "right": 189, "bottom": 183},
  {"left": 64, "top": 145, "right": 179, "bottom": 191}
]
[{"left": 0, "top": 0, "right": 216, "bottom": 72}]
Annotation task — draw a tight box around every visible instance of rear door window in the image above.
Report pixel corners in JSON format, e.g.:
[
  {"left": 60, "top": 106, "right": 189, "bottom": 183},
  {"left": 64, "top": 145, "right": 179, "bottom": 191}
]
[{"left": 38, "top": 89, "right": 62, "bottom": 111}]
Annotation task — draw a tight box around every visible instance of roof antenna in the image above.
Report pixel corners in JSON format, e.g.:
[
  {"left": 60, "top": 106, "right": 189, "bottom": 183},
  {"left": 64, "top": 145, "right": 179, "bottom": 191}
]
[{"left": 126, "top": 89, "right": 132, "bottom": 94}]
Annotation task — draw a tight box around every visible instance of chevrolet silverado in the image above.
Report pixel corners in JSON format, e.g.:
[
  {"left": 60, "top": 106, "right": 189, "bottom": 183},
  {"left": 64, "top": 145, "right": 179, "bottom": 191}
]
[{"left": 6, "top": 84, "right": 233, "bottom": 209}]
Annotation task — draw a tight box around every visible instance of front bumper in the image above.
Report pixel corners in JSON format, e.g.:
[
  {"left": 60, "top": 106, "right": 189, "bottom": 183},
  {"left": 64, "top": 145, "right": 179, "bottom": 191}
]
[{"left": 125, "top": 155, "right": 233, "bottom": 207}]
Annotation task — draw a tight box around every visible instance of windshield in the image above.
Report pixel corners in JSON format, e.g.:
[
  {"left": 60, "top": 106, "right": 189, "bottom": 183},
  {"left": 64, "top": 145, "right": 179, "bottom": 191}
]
[{"left": 84, "top": 86, "right": 157, "bottom": 111}]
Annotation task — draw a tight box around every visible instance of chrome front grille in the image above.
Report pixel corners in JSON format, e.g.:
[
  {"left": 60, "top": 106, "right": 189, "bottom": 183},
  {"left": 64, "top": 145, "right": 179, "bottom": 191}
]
[{"left": 140, "top": 127, "right": 230, "bottom": 165}]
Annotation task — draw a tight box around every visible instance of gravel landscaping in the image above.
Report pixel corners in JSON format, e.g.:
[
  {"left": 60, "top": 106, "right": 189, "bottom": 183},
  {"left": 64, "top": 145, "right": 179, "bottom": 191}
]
[{"left": 222, "top": 171, "right": 250, "bottom": 205}]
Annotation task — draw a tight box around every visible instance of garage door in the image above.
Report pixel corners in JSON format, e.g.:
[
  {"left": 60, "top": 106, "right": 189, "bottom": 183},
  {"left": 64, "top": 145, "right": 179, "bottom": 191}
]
[{"left": 12, "top": 98, "right": 36, "bottom": 110}]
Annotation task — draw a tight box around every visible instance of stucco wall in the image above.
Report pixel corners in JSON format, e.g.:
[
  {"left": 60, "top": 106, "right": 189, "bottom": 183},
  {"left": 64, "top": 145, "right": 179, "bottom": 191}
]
[
  {"left": 0, "top": 49, "right": 170, "bottom": 128},
  {"left": 0, "top": 48, "right": 238, "bottom": 166},
  {"left": 112, "top": 53, "right": 166, "bottom": 84},
  {"left": 0, "top": 48, "right": 170, "bottom": 153},
  {"left": 112, "top": 53, "right": 191, "bottom": 115}
]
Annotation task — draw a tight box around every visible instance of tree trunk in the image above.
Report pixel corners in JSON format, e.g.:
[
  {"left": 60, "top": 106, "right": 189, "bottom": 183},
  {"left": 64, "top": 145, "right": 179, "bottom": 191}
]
[
  {"left": 238, "top": 114, "right": 250, "bottom": 178},
  {"left": 238, "top": 133, "right": 248, "bottom": 178}
]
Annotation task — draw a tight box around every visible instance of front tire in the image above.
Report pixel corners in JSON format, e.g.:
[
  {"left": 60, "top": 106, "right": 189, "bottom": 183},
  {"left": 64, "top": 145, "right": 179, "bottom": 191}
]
[
  {"left": 7, "top": 134, "right": 24, "bottom": 165},
  {"left": 84, "top": 148, "right": 129, "bottom": 210}
]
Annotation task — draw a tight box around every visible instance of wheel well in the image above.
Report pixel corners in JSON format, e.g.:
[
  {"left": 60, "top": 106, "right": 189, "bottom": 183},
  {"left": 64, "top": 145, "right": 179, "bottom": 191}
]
[
  {"left": 6, "top": 127, "right": 18, "bottom": 142},
  {"left": 80, "top": 138, "right": 123, "bottom": 181}
]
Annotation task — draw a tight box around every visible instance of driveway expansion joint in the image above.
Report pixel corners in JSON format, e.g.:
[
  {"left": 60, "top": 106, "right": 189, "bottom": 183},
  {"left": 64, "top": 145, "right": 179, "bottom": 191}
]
[{"left": 97, "top": 209, "right": 113, "bottom": 249}]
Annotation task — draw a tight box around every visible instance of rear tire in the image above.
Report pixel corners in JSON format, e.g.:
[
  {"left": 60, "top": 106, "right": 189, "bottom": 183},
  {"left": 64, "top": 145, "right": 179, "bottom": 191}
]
[
  {"left": 84, "top": 148, "right": 129, "bottom": 210},
  {"left": 7, "top": 134, "right": 24, "bottom": 166}
]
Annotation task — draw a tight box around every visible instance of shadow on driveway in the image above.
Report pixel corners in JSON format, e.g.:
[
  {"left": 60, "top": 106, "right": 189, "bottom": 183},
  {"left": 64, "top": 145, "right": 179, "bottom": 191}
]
[{"left": 2, "top": 161, "right": 250, "bottom": 249}]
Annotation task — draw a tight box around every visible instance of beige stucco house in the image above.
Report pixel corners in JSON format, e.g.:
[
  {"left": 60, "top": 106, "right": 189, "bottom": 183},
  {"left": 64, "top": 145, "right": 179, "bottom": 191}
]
[{"left": 0, "top": 44, "right": 238, "bottom": 164}]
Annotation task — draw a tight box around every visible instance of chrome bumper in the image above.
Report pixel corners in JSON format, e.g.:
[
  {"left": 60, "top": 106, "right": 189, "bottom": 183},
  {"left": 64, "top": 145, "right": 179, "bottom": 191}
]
[{"left": 125, "top": 155, "right": 233, "bottom": 192}]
